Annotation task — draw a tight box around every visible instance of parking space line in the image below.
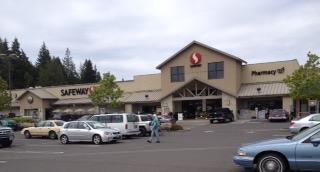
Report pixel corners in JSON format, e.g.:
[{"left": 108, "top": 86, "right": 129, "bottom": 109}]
[
  {"left": 0, "top": 150, "right": 64, "bottom": 154},
  {"left": 0, "top": 161, "right": 8, "bottom": 163}
]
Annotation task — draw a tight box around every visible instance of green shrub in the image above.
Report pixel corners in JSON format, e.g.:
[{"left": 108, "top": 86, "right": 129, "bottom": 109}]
[{"left": 12, "top": 117, "right": 34, "bottom": 123}]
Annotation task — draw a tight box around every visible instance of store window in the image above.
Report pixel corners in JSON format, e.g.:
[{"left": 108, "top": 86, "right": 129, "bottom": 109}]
[
  {"left": 171, "top": 66, "right": 185, "bottom": 82},
  {"left": 208, "top": 62, "right": 224, "bottom": 79}
]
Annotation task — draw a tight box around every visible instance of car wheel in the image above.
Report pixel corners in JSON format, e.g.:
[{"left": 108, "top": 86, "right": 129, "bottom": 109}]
[
  {"left": 48, "top": 131, "right": 57, "bottom": 139},
  {"left": 24, "top": 131, "right": 31, "bottom": 139},
  {"left": 60, "top": 135, "right": 69, "bottom": 144},
  {"left": 300, "top": 127, "right": 309, "bottom": 132},
  {"left": 93, "top": 135, "right": 102, "bottom": 145},
  {"left": 139, "top": 127, "right": 147, "bottom": 137},
  {"left": 210, "top": 120, "right": 214, "bottom": 124},
  {"left": 2, "top": 140, "right": 12, "bottom": 148},
  {"left": 257, "top": 153, "right": 287, "bottom": 172}
]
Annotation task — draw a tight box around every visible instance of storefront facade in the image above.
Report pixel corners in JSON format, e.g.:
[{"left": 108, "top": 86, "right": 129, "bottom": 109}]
[{"left": 4, "top": 41, "right": 318, "bottom": 120}]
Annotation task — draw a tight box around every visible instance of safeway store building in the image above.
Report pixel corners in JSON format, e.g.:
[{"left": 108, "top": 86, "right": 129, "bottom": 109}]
[{"left": 5, "top": 41, "right": 317, "bottom": 120}]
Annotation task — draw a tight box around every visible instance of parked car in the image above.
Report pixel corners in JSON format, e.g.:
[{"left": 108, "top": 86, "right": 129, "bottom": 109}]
[
  {"left": 59, "top": 121, "right": 122, "bottom": 144},
  {"left": 208, "top": 108, "right": 234, "bottom": 123},
  {"left": 268, "top": 109, "right": 289, "bottom": 121},
  {"left": 0, "top": 119, "right": 20, "bottom": 131},
  {"left": 158, "top": 115, "right": 172, "bottom": 124},
  {"left": 89, "top": 113, "right": 140, "bottom": 137},
  {"left": 136, "top": 114, "right": 153, "bottom": 136},
  {"left": 0, "top": 126, "right": 14, "bottom": 147},
  {"left": 21, "top": 120, "right": 65, "bottom": 139},
  {"left": 234, "top": 124, "right": 320, "bottom": 172},
  {"left": 290, "top": 113, "right": 320, "bottom": 133}
]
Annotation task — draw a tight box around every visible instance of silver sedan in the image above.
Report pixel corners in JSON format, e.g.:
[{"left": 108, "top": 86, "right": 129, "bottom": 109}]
[
  {"left": 289, "top": 113, "right": 320, "bottom": 133},
  {"left": 59, "top": 121, "right": 122, "bottom": 144}
]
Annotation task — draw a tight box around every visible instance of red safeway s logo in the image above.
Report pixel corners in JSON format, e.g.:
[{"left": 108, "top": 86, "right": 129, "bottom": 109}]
[{"left": 190, "top": 52, "right": 202, "bottom": 65}]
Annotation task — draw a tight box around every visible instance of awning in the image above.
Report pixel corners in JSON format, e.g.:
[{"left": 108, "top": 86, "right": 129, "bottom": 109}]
[
  {"left": 74, "top": 108, "right": 85, "bottom": 114},
  {"left": 53, "top": 98, "right": 92, "bottom": 105},
  {"left": 52, "top": 109, "right": 62, "bottom": 113},
  {"left": 238, "top": 82, "right": 290, "bottom": 98},
  {"left": 87, "top": 108, "right": 97, "bottom": 114},
  {"left": 63, "top": 109, "right": 73, "bottom": 114}
]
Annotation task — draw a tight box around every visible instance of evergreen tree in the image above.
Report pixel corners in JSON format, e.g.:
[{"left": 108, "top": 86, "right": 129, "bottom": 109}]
[
  {"left": 0, "top": 76, "right": 11, "bottom": 111},
  {"left": 11, "top": 38, "right": 21, "bottom": 56},
  {"left": 0, "top": 38, "right": 10, "bottom": 55},
  {"left": 36, "top": 42, "right": 51, "bottom": 69},
  {"left": 80, "top": 59, "right": 96, "bottom": 83},
  {"left": 62, "top": 48, "right": 80, "bottom": 84},
  {"left": 38, "top": 57, "right": 67, "bottom": 86}
]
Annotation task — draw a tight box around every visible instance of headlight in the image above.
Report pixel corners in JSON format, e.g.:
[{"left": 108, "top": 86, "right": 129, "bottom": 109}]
[
  {"left": 237, "top": 150, "right": 247, "bottom": 156},
  {"left": 104, "top": 131, "right": 112, "bottom": 135}
]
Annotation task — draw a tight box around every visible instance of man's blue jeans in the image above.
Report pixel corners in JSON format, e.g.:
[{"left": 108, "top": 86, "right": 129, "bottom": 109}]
[{"left": 149, "top": 128, "right": 160, "bottom": 142}]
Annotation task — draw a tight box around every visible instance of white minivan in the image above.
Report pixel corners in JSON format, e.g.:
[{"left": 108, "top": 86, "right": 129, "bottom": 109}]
[{"left": 89, "top": 113, "right": 140, "bottom": 137}]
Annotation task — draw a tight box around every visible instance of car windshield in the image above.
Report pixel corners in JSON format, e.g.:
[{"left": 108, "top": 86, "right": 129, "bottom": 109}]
[
  {"left": 86, "top": 121, "right": 105, "bottom": 129},
  {"left": 291, "top": 124, "right": 320, "bottom": 141}
]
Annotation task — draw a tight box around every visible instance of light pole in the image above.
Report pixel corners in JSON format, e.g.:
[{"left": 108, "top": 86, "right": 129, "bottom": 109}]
[{"left": 0, "top": 53, "right": 18, "bottom": 113}]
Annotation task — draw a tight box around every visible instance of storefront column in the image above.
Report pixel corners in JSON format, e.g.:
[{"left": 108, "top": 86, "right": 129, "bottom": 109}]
[
  {"left": 125, "top": 104, "right": 133, "bottom": 113},
  {"left": 202, "top": 99, "right": 206, "bottom": 112},
  {"left": 161, "top": 95, "right": 173, "bottom": 115},
  {"left": 282, "top": 97, "right": 293, "bottom": 114}
]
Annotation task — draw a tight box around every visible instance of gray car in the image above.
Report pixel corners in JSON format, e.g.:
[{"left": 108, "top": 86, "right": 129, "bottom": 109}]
[
  {"left": 59, "top": 121, "right": 122, "bottom": 144},
  {"left": 289, "top": 113, "right": 320, "bottom": 133}
]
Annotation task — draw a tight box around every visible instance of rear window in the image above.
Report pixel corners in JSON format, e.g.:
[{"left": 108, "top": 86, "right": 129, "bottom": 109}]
[
  {"left": 127, "top": 115, "right": 138, "bottom": 122},
  {"left": 55, "top": 121, "right": 64, "bottom": 126},
  {"left": 141, "top": 116, "right": 152, "bottom": 121}
]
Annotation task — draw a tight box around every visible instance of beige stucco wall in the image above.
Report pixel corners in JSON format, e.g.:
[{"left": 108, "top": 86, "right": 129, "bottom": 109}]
[
  {"left": 125, "top": 104, "right": 133, "bottom": 113},
  {"left": 160, "top": 44, "right": 242, "bottom": 98},
  {"left": 241, "top": 59, "right": 299, "bottom": 84},
  {"left": 282, "top": 96, "right": 293, "bottom": 113},
  {"left": 118, "top": 74, "right": 161, "bottom": 92},
  {"left": 161, "top": 96, "right": 173, "bottom": 114},
  {"left": 19, "top": 93, "right": 46, "bottom": 120},
  {"left": 222, "top": 93, "right": 237, "bottom": 119}
]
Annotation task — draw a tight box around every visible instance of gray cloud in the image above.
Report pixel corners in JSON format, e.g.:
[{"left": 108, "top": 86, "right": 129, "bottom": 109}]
[{"left": 1, "top": 0, "right": 319, "bottom": 80}]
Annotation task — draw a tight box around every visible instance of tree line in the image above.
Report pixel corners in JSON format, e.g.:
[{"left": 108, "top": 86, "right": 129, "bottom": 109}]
[{"left": 0, "top": 37, "right": 101, "bottom": 89}]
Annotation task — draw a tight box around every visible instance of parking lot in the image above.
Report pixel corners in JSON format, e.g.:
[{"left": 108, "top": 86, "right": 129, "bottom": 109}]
[{"left": 0, "top": 120, "right": 291, "bottom": 172}]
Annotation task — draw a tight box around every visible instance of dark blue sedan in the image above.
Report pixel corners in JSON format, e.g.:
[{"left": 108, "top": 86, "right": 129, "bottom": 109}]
[{"left": 234, "top": 124, "right": 320, "bottom": 172}]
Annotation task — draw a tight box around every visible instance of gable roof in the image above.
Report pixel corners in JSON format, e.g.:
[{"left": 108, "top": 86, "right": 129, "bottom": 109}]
[
  {"left": 161, "top": 77, "right": 237, "bottom": 100},
  {"left": 156, "top": 40, "right": 247, "bottom": 69},
  {"left": 16, "top": 89, "right": 57, "bottom": 100}
]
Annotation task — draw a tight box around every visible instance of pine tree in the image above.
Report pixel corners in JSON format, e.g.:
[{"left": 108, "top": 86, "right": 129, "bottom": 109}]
[
  {"left": 0, "top": 38, "right": 10, "bottom": 55},
  {"left": 62, "top": 48, "right": 80, "bottom": 84},
  {"left": 36, "top": 42, "right": 51, "bottom": 69},
  {"left": 80, "top": 59, "right": 96, "bottom": 83},
  {"left": 38, "top": 57, "right": 67, "bottom": 86},
  {"left": 11, "top": 38, "right": 21, "bottom": 56}
]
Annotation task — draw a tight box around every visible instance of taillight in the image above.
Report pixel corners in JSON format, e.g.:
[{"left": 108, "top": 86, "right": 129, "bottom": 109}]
[{"left": 125, "top": 124, "right": 128, "bottom": 129}]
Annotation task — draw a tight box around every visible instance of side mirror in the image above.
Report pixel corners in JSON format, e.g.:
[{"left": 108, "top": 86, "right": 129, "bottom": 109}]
[{"left": 310, "top": 137, "right": 320, "bottom": 147}]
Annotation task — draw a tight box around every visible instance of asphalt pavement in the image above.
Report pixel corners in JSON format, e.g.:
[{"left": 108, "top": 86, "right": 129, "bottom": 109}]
[{"left": 0, "top": 119, "right": 291, "bottom": 172}]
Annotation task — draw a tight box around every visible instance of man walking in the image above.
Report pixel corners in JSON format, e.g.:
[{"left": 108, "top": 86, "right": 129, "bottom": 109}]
[{"left": 147, "top": 115, "right": 160, "bottom": 143}]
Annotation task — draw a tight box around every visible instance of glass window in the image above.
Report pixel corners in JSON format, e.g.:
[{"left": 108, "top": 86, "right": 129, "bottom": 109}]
[
  {"left": 110, "top": 115, "right": 123, "bottom": 123},
  {"left": 87, "top": 122, "right": 105, "bottom": 129},
  {"left": 171, "top": 66, "right": 184, "bottom": 82},
  {"left": 55, "top": 121, "right": 65, "bottom": 126},
  {"left": 68, "top": 122, "right": 78, "bottom": 129},
  {"left": 311, "top": 131, "right": 320, "bottom": 140},
  {"left": 208, "top": 62, "right": 224, "bottom": 79},
  {"left": 90, "top": 116, "right": 98, "bottom": 121},
  {"left": 78, "top": 122, "right": 89, "bottom": 129},
  {"left": 310, "top": 114, "right": 320, "bottom": 121},
  {"left": 141, "top": 116, "right": 152, "bottom": 121},
  {"left": 105, "top": 115, "right": 112, "bottom": 123},
  {"left": 127, "top": 115, "right": 138, "bottom": 122},
  {"left": 37, "top": 121, "right": 46, "bottom": 127}
]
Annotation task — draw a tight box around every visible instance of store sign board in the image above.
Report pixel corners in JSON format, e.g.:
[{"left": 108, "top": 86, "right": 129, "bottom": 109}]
[
  {"left": 251, "top": 67, "right": 285, "bottom": 76},
  {"left": 60, "top": 86, "right": 96, "bottom": 96}
]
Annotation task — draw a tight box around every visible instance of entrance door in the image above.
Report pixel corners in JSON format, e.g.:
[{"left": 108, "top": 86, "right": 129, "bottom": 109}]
[{"left": 182, "top": 100, "right": 202, "bottom": 119}]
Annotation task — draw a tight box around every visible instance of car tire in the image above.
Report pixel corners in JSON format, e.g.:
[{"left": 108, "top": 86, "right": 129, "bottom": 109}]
[
  {"left": 24, "top": 130, "right": 31, "bottom": 139},
  {"left": 48, "top": 131, "right": 57, "bottom": 139},
  {"left": 2, "top": 140, "right": 13, "bottom": 148},
  {"left": 257, "top": 153, "right": 287, "bottom": 172},
  {"left": 93, "top": 135, "right": 102, "bottom": 145},
  {"left": 210, "top": 120, "right": 214, "bottom": 124},
  {"left": 60, "top": 135, "right": 69, "bottom": 144},
  {"left": 139, "top": 127, "right": 147, "bottom": 137}
]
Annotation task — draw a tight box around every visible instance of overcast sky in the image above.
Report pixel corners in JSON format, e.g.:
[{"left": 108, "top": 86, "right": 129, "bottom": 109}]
[{"left": 1, "top": 0, "right": 319, "bottom": 80}]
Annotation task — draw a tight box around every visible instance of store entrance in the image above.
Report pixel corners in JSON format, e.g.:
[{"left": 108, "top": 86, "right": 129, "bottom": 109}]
[{"left": 182, "top": 100, "right": 202, "bottom": 119}]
